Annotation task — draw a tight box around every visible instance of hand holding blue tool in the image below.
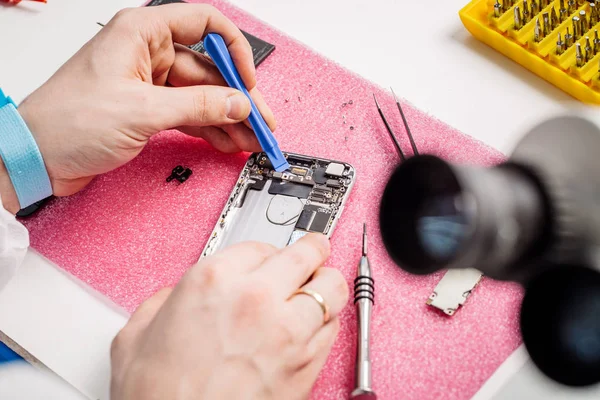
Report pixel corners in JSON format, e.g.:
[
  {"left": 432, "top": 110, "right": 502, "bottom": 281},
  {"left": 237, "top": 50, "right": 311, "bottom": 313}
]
[{"left": 204, "top": 33, "right": 290, "bottom": 172}]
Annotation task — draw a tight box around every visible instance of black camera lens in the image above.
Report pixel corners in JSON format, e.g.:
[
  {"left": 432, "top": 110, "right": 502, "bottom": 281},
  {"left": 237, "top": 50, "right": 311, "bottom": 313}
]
[
  {"left": 379, "top": 155, "right": 473, "bottom": 275},
  {"left": 416, "top": 193, "right": 470, "bottom": 262},
  {"left": 521, "top": 265, "right": 600, "bottom": 387},
  {"left": 379, "top": 155, "right": 548, "bottom": 281}
]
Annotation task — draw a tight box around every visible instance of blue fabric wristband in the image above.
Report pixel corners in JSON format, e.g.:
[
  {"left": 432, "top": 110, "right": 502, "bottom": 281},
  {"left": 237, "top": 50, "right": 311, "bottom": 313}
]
[{"left": 0, "top": 89, "right": 53, "bottom": 209}]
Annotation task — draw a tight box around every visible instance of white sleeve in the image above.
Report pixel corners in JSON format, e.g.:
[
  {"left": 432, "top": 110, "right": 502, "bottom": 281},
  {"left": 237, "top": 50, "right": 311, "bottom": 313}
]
[
  {"left": 0, "top": 194, "right": 29, "bottom": 291},
  {"left": 0, "top": 362, "right": 85, "bottom": 399}
]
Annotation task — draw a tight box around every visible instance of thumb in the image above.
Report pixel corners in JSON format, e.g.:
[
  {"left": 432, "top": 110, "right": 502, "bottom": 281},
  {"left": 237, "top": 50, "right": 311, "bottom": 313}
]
[{"left": 150, "top": 85, "right": 251, "bottom": 130}]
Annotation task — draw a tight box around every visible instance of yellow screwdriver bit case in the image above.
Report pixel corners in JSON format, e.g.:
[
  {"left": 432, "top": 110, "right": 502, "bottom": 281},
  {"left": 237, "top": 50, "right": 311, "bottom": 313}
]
[{"left": 460, "top": 0, "right": 600, "bottom": 104}]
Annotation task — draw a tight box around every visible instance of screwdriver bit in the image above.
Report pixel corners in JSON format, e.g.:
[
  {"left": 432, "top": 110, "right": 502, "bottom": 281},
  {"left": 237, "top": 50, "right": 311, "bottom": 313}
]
[
  {"left": 515, "top": 6, "right": 523, "bottom": 29},
  {"left": 551, "top": 7, "right": 559, "bottom": 30},
  {"left": 566, "top": 27, "right": 575, "bottom": 47},
  {"left": 557, "top": 32, "right": 565, "bottom": 55},
  {"left": 494, "top": 0, "right": 503, "bottom": 18},
  {"left": 574, "top": 16, "right": 581, "bottom": 39},
  {"left": 523, "top": 0, "right": 531, "bottom": 22},
  {"left": 531, "top": 0, "right": 539, "bottom": 16},
  {"left": 535, "top": 18, "right": 542, "bottom": 41},
  {"left": 580, "top": 10, "right": 588, "bottom": 33},
  {"left": 576, "top": 43, "right": 584, "bottom": 67}
]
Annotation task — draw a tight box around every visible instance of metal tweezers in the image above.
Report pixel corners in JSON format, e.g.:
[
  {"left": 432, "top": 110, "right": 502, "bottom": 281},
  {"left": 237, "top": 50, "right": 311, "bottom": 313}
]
[{"left": 373, "top": 89, "right": 418, "bottom": 162}]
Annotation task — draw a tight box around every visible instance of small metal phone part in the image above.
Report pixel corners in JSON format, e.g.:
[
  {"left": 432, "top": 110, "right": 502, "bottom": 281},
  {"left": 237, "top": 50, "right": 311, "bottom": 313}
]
[
  {"left": 325, "top": 163, "right": 345, "bottom": 177},
  {"left": 167, "top": 166, "right": 192, "bottom": 183},
  {"left": 427, "top": 268, "right": 483, "bottom": 316},
  {"left": 290, "top": 167, "right": 308, "bottom": 176}
]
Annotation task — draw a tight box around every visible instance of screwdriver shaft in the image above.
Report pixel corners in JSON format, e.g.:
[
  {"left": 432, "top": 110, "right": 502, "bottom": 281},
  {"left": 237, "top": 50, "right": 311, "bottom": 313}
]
[{"left": 362, "top": 223, "right": 367, "bottom": 256}]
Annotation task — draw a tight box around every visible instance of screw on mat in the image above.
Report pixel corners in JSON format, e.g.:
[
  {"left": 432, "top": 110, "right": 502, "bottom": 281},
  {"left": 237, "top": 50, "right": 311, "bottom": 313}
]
[{"left": 167, "top": 166, "right": 193, "bottom": 183}]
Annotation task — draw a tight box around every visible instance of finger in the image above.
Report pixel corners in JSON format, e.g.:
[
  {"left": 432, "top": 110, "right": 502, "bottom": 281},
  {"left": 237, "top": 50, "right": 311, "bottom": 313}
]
[
  {"left": 229, "top": 88, "right": 277, "bottom": 134},
  {"left": 150, "top": 85, "right": 251, "bottom": 130},
  {"left": 185, "top": 241, "right": 278, "bottom": 288},
  {"left": 167, "top": 44, "right": 227, "bottom": 87},
  {"left": 126, "top": 287, "right": 173, "bottom": 334},
  {"left": 251, "top": 233, "right": 331, "bottom": 299},
  {"left": 178, "top": 125, "right": 241, "bottom": 153},
  {"left": 247, "top": 87, "right": 277, "bottom": 132},
  {"left": 219, "top": 123, "right": 262, "bottom": 153},
  {"left": 287, "top": 267, "right": 349, "bottom": 341},
  {"left": 199, "top": 241, "right": 278, "bottom": 275},
  {"left": 110, "top": 287, "right": 173, "bottom": 366},
  {"left": 166, "top": 47, "right": 276, "bottom": 133},
  {"left": 147, "top": 3, "right": 256, "bottom": 89},
  {"left": 292, "top": 318, "right": 340, "bottom": 397}
]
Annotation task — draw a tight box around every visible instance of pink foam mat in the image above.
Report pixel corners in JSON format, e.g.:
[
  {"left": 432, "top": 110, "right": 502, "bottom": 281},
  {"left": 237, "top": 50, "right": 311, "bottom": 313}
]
[{"left": 21, "top": 1, "right": 523, "bottom": 398}]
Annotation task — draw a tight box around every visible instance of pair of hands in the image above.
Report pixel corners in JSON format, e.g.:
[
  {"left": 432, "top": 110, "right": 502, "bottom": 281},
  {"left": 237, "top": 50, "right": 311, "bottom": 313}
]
[
  {"left": 2, "top": 2, "right": 274, "bottom": 214},
  {"left": 1, "top": 4, "right": 349, "bottom": 399}
]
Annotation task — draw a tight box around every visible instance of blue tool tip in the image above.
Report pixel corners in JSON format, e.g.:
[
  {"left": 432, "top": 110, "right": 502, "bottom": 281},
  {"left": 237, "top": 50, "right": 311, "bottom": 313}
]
[{"left": 267, "top": 147, "right": 290, "bottom": 172}]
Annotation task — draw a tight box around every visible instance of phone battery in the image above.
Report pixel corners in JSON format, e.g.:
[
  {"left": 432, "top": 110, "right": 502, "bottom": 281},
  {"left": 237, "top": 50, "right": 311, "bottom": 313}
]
[{"left": 145, "top": 0, "right": 275, "bottom": 66}]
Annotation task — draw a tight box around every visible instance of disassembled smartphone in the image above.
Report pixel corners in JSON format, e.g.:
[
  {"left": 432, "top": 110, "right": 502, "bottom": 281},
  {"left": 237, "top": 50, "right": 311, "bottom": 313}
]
[{"left": 201, "top": 152, "right": 356, "bottom": 257}]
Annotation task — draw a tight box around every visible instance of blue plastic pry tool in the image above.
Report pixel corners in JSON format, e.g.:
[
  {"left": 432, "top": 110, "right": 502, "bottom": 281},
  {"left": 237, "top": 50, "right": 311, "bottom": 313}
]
[{"left": 203, "top": 33, "right": 290, "bottom": 172}]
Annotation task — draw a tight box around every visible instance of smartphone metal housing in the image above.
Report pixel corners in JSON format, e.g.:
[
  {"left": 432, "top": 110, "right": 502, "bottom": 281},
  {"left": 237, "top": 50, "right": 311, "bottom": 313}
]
[{"left": 201, "top": 152, "right": 356, "bottom": 258}]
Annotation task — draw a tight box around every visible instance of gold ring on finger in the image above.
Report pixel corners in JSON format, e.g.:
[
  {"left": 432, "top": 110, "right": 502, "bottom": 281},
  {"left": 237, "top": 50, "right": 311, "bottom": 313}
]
[{"left": 293, "top": 288, "right": 330, "bottom": 324}]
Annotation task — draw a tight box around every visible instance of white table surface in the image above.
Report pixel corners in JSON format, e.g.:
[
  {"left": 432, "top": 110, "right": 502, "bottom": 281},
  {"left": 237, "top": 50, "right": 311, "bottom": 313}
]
[{"left": 1, "top": 0, "right": 600, "bottom": 399}]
